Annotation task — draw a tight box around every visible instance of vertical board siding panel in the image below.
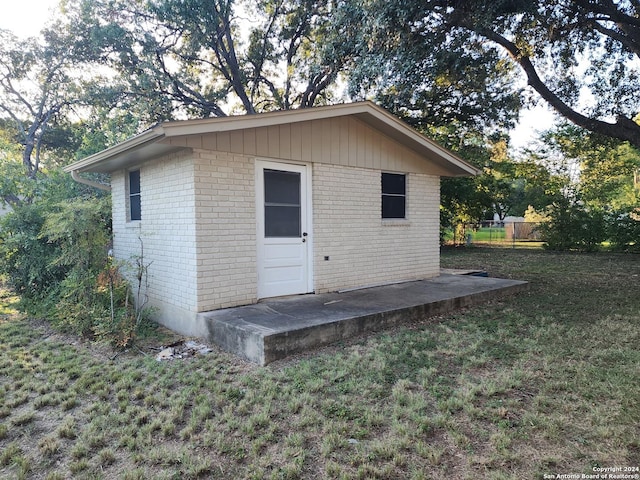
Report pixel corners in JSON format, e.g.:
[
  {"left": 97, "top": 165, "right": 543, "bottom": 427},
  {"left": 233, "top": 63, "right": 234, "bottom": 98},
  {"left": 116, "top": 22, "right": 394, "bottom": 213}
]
[
  {"left": 244, "top": 128, "right": 257, "bottom": 155},
  {"left": 256, "top": 127, "right": 269, "bottom": 157},
  {"left": 279, "top": 123, "right": 291, "bottom": 159},
  {"left": 330, "top": 118, "right": 341, "bottom": 164},
  {"left": 177, "top": 116, "right": 443, "bottom": 175},
  {"left": 388, "top": 141, "right": 398, "bottom": 171},
  {"left": 348, "top": 118, "right": 358, "bottom": 167},
  {"left": 356, "top": 120, "right": 366, "bottom": 168},
  {"left": 406, "top": 152, "right": 422, "bottom": 172},
  {"left": 372, "top": 128, "right": 382, "bottom": 169},
  {"left": 202, "top": 133, "right": 217, "bottom": 151},
  {"left": 217, "top": 132, "right": 231, "bottom": 152},
  {"left": 268, "top": 125, "right": 280, "bottom": 158},
  {"left": 310, "top": 120, "right": 323, "bottom": 163},
  {"left": 230, "top": 130, "right": 244, "bottom": 154},
  {"left": 186, "top": 135, "right": 203, "bottom": 149},
  {"left": 300, "top": 121, "right": 313, "bottom": 162},
  {"left": 332, "top": 118, "right": 349, "bottom": 166},
  {"left": 290, "top": 123, "right": 303, "bottom": 161},
  {"left": 320, "top": 119, "right": 332, "bottom": 164},
  {"left": 363, "top": 122, "right": 373, "bottom": 169},
  {"left": 168, "top": 137, "right": 188, "bottom": 147},
  {"left": 380, "top": 136, "right": 390, "bottom": 171}
]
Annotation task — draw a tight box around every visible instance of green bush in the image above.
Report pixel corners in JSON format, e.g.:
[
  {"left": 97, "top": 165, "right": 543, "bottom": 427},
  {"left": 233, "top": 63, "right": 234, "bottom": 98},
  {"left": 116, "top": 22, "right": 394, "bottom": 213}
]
[
  {"left": 607, "top": 209, "right": 640, "bottom": 252},
  {"left": 538, "top": 198, "right": 607, "bottom": 252},
  {"left": 0, "top": 202, "right": 65, "bottom": 315},
  {"left": 0, "top": 172, "right": 150, "bottom": 346},
  {"left": 537, "top": 198, "right": 640, "bottom": 252},
  {"left": 41, "top": 197, "right": 112, "bottom": 336}
]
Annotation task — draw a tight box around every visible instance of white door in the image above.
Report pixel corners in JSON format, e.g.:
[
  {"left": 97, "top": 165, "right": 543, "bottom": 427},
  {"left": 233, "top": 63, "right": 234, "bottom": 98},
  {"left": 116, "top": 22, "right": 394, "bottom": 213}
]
[{"left": 256, "top": 161, "right": 312, "bottom": 299}]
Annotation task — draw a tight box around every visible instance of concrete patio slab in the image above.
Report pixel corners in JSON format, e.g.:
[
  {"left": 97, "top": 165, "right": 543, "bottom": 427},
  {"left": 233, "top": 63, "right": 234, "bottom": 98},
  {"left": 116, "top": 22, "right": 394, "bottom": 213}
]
[{"left": 199, "top": 272, "right": 528, "bottom": 365}]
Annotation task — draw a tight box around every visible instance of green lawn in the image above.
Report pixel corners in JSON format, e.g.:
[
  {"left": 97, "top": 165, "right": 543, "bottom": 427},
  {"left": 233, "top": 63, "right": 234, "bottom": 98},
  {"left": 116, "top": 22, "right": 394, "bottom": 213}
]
[
  {"left": 469, "top": 227, "right": 506, "bottom": 242},
  {"left": 1, "top": 250, "right": 639, "bottom": 479}
]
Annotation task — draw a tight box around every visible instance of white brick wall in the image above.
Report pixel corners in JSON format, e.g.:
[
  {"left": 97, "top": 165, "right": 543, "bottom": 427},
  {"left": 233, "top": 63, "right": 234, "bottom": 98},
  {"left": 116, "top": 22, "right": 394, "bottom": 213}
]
[
  {"left": 111, "top": 150, "right": 441, "bottom": 333},
  {"left": 193, "top": 150, "right": 257, "bottom": 311},
  {"left": 111, "top": 151, "right": 199, "bottom": 330},
  {"left": 312, "top": 164, "right": 440, "bottom": 293}
]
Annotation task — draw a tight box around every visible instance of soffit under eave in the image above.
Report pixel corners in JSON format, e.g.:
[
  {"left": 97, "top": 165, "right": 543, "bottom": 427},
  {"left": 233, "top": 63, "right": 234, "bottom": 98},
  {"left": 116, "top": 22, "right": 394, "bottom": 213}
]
[{"left": 72, "top": 143, "right": 188, "bottom": 173}]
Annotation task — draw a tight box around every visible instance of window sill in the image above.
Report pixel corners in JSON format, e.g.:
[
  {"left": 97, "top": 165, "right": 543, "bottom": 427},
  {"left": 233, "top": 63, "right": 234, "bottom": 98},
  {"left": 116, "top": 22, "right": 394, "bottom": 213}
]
[
  {"left": 125, "top": 220, "right": 142, "bottom": 229},
  {"left": 382, "top": 219, "right": 411, "bottom": 227}
]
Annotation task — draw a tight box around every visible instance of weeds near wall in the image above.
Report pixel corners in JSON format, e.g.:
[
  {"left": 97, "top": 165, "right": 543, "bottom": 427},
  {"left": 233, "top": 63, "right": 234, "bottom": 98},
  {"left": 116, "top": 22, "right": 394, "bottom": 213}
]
[
  {"left": 133, "top": 236, "right": 151, "bottom": 329},
  {"left": 0, "top": 195, "right": 154, "bottom": 347},
  {"left": 93, "top": 237, "right": 154, "bottom": 347}
]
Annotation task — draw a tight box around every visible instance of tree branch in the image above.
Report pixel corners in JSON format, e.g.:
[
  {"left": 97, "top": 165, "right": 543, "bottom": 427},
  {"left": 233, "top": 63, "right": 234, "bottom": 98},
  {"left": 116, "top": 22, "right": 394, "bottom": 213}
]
[
  {"left": 300, "top": 68, "right": 336, "bottom": 107},
  {"left": 249, "top": 0, "right": 284, "bottom": 106},
  {"left": 589, "top": 19, "right": 640, "bottom": 56},
  {"left": 473, "top": 26, "right": 640, "bottom": 149},
  {"left": 283, "top": 16, "right": 309, "bottom": 110},
  {"left": 154, "top": 48, "right": 227, "bottom": 117}
]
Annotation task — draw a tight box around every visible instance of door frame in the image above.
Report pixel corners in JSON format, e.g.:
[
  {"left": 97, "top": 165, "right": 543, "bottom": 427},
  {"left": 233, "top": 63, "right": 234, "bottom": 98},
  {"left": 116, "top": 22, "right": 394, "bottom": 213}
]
[{"left": 255, "top": 158, "right": 313, "bottom": 299}]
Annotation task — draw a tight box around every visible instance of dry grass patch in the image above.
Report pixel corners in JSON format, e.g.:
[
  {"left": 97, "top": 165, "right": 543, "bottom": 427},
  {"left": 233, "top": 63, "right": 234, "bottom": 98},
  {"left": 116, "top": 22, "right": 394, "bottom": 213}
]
[{"left": 1, "top": 250, "right": 639, "bottom": 478}]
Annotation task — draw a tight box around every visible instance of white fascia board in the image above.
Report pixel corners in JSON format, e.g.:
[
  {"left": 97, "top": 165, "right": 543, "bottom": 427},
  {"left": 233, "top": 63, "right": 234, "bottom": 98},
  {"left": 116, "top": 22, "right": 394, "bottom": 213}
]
[{"left": 158, "top": 102, "right": 375, "bottom": 136}]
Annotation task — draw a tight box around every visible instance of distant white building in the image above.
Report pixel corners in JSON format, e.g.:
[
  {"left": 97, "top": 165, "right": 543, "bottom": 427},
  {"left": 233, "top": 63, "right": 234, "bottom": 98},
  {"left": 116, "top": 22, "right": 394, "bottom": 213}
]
[{"left": 492, "top": 214, "right": 525, "bottom": 225}]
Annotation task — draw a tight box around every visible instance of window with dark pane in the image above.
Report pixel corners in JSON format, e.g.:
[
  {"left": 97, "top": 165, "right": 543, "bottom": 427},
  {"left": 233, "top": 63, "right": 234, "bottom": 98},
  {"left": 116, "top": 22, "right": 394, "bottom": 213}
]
[
  {"left": 129, "top": 170, "right": 141, "bottom": 221},
  {"left": 264, "top": 169, "right": 301, "bottom": 237},
  {"left": 381, "top": 172, "right": 406, "bottom": 219}
]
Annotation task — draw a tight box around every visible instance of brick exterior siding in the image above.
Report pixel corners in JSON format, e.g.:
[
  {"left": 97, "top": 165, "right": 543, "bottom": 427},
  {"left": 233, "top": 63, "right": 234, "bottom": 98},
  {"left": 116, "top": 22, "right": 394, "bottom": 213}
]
[
  {"left": 110, "top": 149, "right": 441, "bottom": 336},
  {"left": 193, "top": 150, "right": 257, "bottom": 311},
  {"left": 111, "top": 151, "right": 199, "bottom": 331},
  {"left": 312, "top": 164, "right": 440, "bottom": 293}
]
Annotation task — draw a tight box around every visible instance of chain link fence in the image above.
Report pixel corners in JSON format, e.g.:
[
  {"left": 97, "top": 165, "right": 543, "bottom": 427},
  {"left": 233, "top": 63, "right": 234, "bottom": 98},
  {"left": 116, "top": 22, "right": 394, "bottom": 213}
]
[{"left": 447, "top": 221, "right": 544, "bottom": 248}]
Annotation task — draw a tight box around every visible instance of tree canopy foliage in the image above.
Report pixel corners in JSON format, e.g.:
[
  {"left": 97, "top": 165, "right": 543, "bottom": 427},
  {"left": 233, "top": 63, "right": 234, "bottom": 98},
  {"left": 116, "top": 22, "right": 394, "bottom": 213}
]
[
  {"left": 0, "top": 0, "right": 638, "bottom": 242},
  {"left": 58, "top": 0, "right": 361, "bottom": 118},
  {"left": 0, "top": 0, "right": 639, "bottom": 342},
  {"left": 0, "top": 29, "right": 85, "bottom": 185},
  {"left": 351, "top": 0, "right": 640, "bottom": 149},
  {"left": 540, "top": 124, "right": 640, "bottom": 209}
]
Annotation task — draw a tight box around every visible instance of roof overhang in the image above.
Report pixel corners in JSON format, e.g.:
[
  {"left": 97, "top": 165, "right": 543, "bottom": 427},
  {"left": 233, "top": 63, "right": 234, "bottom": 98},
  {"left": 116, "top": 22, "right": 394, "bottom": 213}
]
[{"left": 64, "top": 101, "right": 480, "bottom": 177}]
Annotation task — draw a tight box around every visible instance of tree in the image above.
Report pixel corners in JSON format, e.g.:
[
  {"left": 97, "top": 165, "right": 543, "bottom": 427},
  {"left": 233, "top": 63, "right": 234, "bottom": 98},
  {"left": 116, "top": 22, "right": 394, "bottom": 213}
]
[
  {"left": 347, "top": 12, "right": 522, "bottom": 136},
  {"left": 0, "top": 30, "right": 82, "bottom": 185},
  {"left": 351, "top": 0, "right": 640, "bottom": 149},
  {"left": 481, "top": 139, "right": 521, "bottom": 221},
  {"left": 435, "top": 128, "right": 495, "bottom": 239},
  {"left": 60, "top": 0, "right": 361, "bottom": 117},
  {"left": 510, "top": 158, "right": 565, "bottom": 216},
  {"left": 519, "top": 124, "right": 640, "bottom": 251},
  {"left": 541, "top": 124, "right": 640, "bottom": 210}
]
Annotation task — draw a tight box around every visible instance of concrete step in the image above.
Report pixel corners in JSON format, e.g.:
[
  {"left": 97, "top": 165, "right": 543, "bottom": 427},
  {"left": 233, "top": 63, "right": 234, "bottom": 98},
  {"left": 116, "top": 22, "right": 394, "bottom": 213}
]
[{"left": 199, "top": 273, "right": 528, "bottom": 365}]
